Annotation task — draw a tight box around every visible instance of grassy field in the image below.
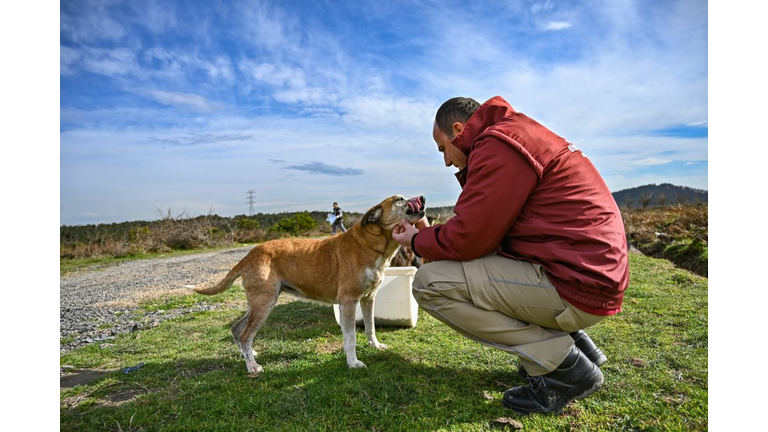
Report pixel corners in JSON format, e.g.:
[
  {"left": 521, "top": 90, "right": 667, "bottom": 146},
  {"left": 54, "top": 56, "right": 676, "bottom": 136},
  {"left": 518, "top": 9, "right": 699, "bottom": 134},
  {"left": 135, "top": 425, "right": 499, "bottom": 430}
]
[{"left": 60, "top": 253, "right": 707, "bottom": 431}]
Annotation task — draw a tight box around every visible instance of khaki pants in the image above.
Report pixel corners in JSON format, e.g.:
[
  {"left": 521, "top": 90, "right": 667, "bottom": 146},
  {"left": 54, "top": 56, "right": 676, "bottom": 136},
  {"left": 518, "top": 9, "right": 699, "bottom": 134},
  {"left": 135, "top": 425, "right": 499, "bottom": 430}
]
[{"left": 412, "top": 255, "right": 604, "bottom": 376}]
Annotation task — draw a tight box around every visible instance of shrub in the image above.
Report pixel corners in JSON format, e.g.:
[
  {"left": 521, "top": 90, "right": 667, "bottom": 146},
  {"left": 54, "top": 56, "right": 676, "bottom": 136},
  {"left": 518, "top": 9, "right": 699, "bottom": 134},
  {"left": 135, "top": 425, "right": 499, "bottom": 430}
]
[
  {"left": 236, "top": 219, "right": 260, "bottom": 230},
  {"left": 129, "top": 226, "right": 151, "bottom": 241},
  {"left": 271, "top": 212, "right": 317, "bottom": 236},
  {"left": 622, "top": 203, "right": 707, "bottom": 277}
]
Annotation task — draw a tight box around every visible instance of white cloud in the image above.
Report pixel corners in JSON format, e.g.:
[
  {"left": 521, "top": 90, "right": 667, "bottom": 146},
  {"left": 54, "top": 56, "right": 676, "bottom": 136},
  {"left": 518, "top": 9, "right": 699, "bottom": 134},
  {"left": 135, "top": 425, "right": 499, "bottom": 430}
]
[
  {"left": 630, "top": 158, "right": 673, "bottom": 167},
  {"left": 128, "top": 0, "right": 178, "bottom": 34},
  {"left": 338, "top": 96, "right": 434, "bottom": 132},
  {"left": 246, "top": 62, "right": 305, "bottom": 88},
  {"left": 61, "top": 0, "right": 127, "bottom": 43},
  {"left": 239, "top": 60, "right": 339, "bottom": 106},
  {"left": 686, "top": 120, "right": 708, "bottom": 127},
  {"left": 298, "top": 107, "right": 341, "bottom": 118},
  {"left": 145, "top": 90, "right": 220, "bottom": 112},
  {"left": 531, "top": 1, "right": 555, "bottom": 14},
  {"left": 205, "top": 57, "right": 235, "bottom": 82},
  {"left": 80, "top": 47, "right": 140, "bottom": 76},
  {"left": 60, "top": 46, "right": 82, "bottom": 76},
  {"left": 543, "top": 21, "right": 572, "bottom": 31},
  {"left": 141, "top": 48, "right": 236, "bottom": 85},
  {"left": 238, "top": 0, "right": 301, "bottom": 52}
]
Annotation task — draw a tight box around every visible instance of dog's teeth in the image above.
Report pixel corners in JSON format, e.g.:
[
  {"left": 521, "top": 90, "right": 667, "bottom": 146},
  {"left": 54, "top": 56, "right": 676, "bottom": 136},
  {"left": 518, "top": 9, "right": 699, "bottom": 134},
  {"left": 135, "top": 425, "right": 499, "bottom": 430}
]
[{"left": 407, "top": 197, "right": 422, "bottom": 213}]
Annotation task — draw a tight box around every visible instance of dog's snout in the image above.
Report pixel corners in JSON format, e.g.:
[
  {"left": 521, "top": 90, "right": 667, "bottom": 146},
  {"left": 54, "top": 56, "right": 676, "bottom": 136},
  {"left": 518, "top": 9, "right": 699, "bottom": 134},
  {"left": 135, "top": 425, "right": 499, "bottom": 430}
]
[{"left": 405, "top": 196, "right": 426, "bottom": 215}]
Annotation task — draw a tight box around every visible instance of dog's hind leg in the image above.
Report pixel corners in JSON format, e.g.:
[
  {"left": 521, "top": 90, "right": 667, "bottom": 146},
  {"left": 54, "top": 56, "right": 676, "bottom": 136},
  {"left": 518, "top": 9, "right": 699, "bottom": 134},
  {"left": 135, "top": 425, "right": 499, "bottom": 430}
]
[
  {"left": 360, "top": 294, "right": 388, "bottom": 350},
  {"left": 233, "top": 282, "right": 281, "bottom": 378},
  {"left": 231, "top": 311, "right": 258, "bottom": 357},
  {"left": 338, "top": 300, "right": 366, "bottom": 369}
]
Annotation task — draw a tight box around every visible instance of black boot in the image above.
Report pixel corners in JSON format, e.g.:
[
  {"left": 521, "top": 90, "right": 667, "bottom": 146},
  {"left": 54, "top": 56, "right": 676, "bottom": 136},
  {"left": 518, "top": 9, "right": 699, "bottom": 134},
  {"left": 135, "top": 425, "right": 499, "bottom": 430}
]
[
  {"left": 517, "top": 330, "right": 607, "bottom": 378},
  {"left": 570, "top": 330, "right": 607, "bottom": 366},
  {"left": 503, "top": 346, "right": 604, "bottom": 415}
]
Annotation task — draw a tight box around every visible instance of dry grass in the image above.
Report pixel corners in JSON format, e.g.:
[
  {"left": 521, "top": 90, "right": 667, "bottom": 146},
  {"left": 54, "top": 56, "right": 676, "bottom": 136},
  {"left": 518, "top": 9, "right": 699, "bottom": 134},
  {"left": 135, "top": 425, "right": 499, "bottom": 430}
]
[
  {"left": 621, "top": 203, "right": 708, "bottom": 276},
  {"left": 60, "top": 209, "right": 293, "bottom": 260}
]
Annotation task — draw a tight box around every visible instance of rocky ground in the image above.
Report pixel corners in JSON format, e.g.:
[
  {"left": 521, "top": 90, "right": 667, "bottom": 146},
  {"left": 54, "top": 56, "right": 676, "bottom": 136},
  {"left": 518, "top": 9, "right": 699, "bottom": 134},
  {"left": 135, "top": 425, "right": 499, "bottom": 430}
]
[{"left": 60, "top": 246, "right": 254, "bottom": 353}]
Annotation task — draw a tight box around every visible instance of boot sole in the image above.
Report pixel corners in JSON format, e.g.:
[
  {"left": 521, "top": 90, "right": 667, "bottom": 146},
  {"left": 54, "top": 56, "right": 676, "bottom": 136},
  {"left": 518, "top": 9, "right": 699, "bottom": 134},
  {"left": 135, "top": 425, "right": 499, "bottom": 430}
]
[{"left": 502, "top": 370, "right": 604, "bottom": 415}]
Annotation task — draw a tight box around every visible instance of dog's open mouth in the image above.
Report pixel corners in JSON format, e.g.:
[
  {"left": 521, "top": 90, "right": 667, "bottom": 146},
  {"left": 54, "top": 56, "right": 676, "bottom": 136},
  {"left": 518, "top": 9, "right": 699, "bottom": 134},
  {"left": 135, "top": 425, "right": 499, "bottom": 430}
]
[{"left": 405, "top": 196, "right": 426, "bottom": 216}]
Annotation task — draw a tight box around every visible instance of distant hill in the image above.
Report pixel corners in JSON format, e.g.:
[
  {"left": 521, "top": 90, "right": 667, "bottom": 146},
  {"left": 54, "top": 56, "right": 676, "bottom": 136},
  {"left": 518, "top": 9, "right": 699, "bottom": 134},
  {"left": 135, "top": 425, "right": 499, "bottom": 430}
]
[
  {"left": 422, "top": 184, "right": 707, "bottom": 216},
  {"left": 612, "top": 183, "right": 707, "bottom": 208}
]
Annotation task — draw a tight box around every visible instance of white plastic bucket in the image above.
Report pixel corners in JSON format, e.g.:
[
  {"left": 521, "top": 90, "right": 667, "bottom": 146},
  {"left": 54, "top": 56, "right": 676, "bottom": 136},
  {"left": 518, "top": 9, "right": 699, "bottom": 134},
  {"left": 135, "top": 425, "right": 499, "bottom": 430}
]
[{"left": 333, "top": 266, "right": 419, "bottom": 327}]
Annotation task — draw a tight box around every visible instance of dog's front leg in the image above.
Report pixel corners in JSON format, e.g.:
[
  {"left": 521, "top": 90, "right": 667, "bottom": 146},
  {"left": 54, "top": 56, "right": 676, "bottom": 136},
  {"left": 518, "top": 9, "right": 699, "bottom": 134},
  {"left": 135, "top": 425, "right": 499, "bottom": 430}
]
[
  {"left": 338, "top": 301, "right": 366, "bottom": 369},
  {"left": 360, "top": 294, "right": 388, "bottom": 350}
]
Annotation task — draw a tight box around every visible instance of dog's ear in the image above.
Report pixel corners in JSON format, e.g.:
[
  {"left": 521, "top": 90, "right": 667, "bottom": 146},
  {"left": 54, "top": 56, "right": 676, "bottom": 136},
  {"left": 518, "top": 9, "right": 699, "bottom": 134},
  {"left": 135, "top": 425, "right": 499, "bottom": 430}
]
[{"left": 361, "top": 205, "right": 382, "bottom": 227}]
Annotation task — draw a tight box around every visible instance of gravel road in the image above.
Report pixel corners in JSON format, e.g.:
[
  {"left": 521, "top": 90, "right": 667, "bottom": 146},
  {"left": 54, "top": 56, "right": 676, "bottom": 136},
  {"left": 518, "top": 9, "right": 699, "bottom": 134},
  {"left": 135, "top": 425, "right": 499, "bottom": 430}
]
[{"left": 60, "top": 246, "right": 254, "bottom": 353}]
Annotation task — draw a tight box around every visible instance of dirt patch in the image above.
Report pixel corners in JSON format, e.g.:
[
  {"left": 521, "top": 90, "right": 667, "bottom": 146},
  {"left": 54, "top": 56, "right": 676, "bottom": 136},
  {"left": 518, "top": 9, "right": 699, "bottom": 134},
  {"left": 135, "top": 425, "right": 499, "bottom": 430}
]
[
  {"left": 60, "top": 368, "right": 118, "bottom": 390},
  {"left": 61, "top": 393, "right": 90, "bottom": 410},
  {"left": 98, "top": 388, "right": 147, "bottom": 407},
  {"left": 62, "top": 388, "right": 150, "bottom": 410}
]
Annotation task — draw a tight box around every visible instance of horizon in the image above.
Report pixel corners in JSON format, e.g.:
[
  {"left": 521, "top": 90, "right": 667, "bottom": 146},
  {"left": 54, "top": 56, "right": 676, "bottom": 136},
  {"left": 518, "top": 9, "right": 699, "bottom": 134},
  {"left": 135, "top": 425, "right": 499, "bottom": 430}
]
[
  {"left": 60, "top": 182, "right": 709, "bottom": 227},
  {"left": 61, "top": 0, "right": 708, "bottom": 226}
]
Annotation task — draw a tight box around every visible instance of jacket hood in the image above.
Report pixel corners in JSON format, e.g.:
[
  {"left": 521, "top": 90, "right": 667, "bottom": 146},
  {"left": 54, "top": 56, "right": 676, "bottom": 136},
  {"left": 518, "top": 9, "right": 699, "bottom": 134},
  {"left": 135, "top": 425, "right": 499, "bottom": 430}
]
[{"left": 452, "top": 96, "right": 516, "bottom": 155}]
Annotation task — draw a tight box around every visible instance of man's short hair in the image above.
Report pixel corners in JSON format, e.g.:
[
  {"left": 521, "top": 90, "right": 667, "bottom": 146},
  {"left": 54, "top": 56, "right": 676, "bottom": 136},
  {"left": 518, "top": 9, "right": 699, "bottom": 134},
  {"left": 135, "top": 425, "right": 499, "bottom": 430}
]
[
  {"left": 333, "top": 202, "right": 338, "bottom": 205},
  {"left": 435, "top": 97, "right": 480, "bottom": 138}
]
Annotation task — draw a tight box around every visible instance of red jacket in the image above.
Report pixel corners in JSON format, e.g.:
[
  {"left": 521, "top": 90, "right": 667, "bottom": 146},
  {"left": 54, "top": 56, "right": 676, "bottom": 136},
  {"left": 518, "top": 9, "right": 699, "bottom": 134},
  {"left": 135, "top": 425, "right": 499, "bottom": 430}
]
[{"left": 415, "top": 96, "right": 629, "bottom": 315}]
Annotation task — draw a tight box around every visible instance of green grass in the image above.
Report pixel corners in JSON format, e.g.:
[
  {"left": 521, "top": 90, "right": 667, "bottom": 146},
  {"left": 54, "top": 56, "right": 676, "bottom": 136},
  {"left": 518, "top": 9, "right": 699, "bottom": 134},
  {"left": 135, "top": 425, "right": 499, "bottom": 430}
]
[
  {"left": 140, "top": 284, "right": 247, "bottom": 313},
  {"left": 60, "top": 254, "right": 707, "bottom": 431}
]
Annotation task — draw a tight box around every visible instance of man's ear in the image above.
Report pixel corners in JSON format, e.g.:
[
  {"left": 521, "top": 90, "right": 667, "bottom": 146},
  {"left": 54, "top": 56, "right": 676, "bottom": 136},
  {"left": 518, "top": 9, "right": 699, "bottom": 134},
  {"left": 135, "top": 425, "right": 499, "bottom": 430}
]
[
  {"left": 452, "top": 121, "right": 465, "bottom": 137},
  {"left": 361, "top": 206, "right": 382, "bottom": 227}
]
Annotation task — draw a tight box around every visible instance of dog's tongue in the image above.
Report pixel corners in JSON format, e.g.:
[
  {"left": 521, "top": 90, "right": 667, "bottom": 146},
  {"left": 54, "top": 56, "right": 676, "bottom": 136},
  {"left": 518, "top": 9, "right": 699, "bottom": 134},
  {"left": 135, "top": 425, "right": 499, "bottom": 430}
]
[{"left": 406, "top": 196, "right": 422, "bottom": 213}]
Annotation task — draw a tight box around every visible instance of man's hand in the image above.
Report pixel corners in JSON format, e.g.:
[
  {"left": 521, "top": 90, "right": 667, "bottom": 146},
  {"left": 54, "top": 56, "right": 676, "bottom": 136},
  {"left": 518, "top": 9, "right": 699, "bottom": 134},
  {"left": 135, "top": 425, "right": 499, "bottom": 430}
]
[
  {"left": 414, "top": 216, "right": 431, "bottom": 230},
  {"left": 392, "top": 219, "right": 419, "bottom": 248}
]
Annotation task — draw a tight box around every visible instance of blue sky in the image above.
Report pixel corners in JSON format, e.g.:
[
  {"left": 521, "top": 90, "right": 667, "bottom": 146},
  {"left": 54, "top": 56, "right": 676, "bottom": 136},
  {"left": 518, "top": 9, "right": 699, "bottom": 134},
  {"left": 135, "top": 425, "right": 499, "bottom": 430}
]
[{"left": 60, "top": 0, "right": 708, "bottom": 225}]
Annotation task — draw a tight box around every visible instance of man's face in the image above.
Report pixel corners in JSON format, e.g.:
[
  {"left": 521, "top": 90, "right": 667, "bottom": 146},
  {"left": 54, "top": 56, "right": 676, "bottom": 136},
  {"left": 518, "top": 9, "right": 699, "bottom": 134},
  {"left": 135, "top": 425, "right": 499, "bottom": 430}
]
[{"left": 433, "top": 123, "right": 467, "bottom": 171}]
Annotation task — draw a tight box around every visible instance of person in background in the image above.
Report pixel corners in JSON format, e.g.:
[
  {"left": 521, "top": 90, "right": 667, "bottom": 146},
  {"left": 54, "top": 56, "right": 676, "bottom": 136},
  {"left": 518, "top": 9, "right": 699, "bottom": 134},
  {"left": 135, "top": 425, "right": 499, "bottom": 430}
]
[
  {"left": 331, "top": 202, "right": 346, "bottom": 234},
  {"left": 392, "top": 96, "right": 628, "bottom": 415}
]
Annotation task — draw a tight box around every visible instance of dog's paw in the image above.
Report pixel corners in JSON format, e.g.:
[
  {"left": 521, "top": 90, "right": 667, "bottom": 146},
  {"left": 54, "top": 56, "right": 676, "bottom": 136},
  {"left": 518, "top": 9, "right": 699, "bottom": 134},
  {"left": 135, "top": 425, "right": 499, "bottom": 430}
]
[
  {"left": 246, "top": 364, "right": 264, "bottom": 378},
  {"left": 348, "top": 360, "right": 367, "bottom": 369},
  {"left": 371, "top": 342, "right": 389, "bottom": 350}
]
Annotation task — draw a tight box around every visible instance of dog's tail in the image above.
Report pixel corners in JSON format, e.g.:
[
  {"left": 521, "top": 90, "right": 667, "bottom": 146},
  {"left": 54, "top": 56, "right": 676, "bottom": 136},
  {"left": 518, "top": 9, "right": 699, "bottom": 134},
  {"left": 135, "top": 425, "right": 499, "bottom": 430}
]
[{"left": 185, "top": 260, "right": 244, "bottom": 295}]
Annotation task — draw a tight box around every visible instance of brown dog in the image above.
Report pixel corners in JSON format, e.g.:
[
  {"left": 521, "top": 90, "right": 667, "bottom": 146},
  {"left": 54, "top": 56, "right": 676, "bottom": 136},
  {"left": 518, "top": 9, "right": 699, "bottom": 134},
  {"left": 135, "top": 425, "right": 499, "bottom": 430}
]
[{"left": 191, "top": 195, "right": 426, "bottom": 377}]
